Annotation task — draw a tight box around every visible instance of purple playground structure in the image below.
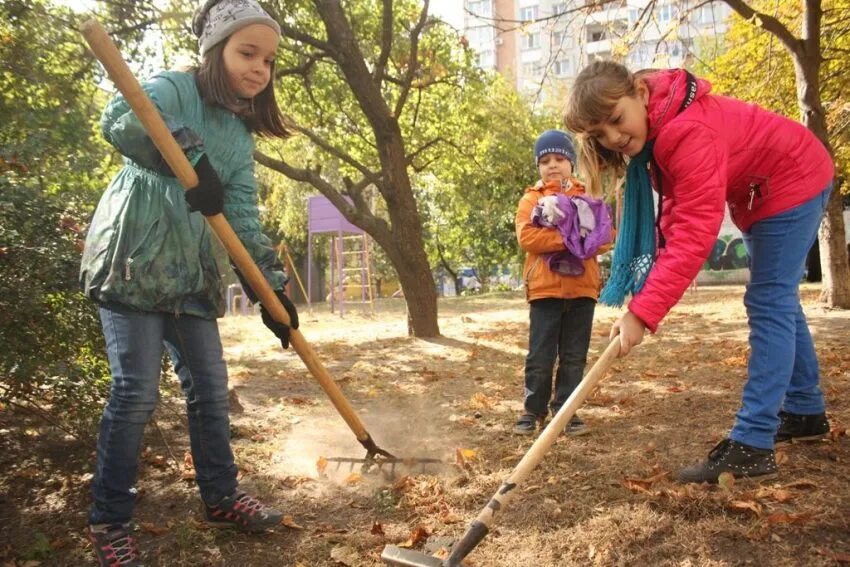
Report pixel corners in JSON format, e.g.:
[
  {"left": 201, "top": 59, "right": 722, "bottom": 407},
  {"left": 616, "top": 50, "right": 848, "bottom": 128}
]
[{"left": 307, "top": 195, "right": 374, "bottom": 316}]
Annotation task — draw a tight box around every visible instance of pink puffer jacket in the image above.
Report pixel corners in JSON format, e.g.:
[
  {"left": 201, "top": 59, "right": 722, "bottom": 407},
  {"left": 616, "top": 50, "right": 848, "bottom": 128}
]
[{"left": 628, "top": 69, "right": 834, "bottom": 332}]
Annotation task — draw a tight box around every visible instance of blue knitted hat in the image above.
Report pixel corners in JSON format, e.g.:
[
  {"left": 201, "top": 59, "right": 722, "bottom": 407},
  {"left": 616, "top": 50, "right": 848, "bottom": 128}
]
[{"left": 534, "top": 129, "right": 576, "bottom": 166}]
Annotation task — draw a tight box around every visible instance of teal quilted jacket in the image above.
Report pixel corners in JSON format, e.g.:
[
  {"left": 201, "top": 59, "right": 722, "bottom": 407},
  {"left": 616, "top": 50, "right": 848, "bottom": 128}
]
[{"left": 79, "top": 71, "right": 285, "bottom": 319}]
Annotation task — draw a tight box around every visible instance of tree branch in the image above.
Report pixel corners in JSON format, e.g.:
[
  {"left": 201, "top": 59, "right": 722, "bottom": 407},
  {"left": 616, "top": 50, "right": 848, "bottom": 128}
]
[
  {"left": 278, "top": 21, "right": 335, "bottom": 54},
  {"left": 254, "top": 151, "right": 391, "bottom": 238},
  {"left": 394, "top": 0, "right": 431, "bottom": 118},
  {"left": 373, "top": 0, "right": 394, "bottom": 84},
  {"left": 721, "top": 0, "right": 802, "bottom": 57},
  {"left": 287, "top": 122, "right": 381, "bottom": 185}
]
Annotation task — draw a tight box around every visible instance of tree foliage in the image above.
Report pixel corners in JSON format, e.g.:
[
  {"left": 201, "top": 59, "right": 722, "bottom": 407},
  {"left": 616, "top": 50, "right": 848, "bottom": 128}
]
[{"left": 698, "top": 0, "right": 850, "bottom": 186}]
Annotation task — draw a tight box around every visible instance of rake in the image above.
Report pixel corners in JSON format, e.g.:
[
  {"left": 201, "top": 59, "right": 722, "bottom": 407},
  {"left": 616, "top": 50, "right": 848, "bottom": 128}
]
[
  {"left": 382, "top": 339, "right": 622, "bottom": 566},
  {"left": 80, "top": 18, "right": 440, "bottom": 474}
]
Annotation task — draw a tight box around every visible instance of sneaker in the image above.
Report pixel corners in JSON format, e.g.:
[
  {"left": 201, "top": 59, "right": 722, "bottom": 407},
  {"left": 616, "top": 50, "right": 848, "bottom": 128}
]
[
  {"left": 88, "top": 523, "right": 143, "bottom": 567},
  {"left": 775, "top": 410, "right": 830, "bottom": 444},
  {"left": 676, "top": 438, "right": 778, "bottom": 484},
  {"left": 565, "top": 415, "right": 589, "bottom": 436},
  {"left": 513, "top": 413, "right": 541, "bottom": 436},
  {"left": 204, "top": 490, "right": 283, "bottom": 532}
]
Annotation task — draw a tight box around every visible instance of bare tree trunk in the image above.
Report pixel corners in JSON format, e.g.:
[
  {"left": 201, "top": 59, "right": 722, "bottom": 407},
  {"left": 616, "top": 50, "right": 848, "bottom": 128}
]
[{"left": 794, "top": 55, "right": 850, "bottom": 307}]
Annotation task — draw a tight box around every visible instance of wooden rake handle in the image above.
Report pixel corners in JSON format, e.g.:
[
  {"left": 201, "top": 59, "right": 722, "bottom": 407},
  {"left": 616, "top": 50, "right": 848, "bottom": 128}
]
[
  {"left": 444, "top": 338, "right": 622, "bottom": 565},
  {"left": 80, "top": 19, "right": 374, "bottom": 444}
]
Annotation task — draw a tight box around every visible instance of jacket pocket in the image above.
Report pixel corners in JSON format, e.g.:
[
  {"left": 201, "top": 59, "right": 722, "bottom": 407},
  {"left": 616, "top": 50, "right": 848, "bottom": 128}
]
[
  {"left": 730, "top": 174, "right": 770, "bottom": 214},
  {"left": 524, "top": 257, "right": 542, "bottom": 300},
  {"left": 122, "top": 219, "right": 160, "bottom": 281}
]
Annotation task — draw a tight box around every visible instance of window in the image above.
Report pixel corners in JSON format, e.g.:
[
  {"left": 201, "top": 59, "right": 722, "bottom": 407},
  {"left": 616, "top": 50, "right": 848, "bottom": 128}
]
[
  {"left": 552, "top": 3, "right": 567, "bottom": 15},
  {"left": 476, "top": 49, "right": 495, "bottom": 68},
  {"left": 522, "top": 32, "right": 541, "bottom": 49},
  {"left": 468, "top": 1, "right": 491, "bottom": 17},
  {"left": 696, "top": 4, "right": 716, "bottom": 23},
  {"left": 552, "top": 30, "right": 573, "bottom": 48},
  {"left": 523, "top": 62, "right": 541, "bottom": 77},
  {"left": 554, "top": 59, "right": 572, "bottom": 76},
  {"left": 588, "top": 28, "right": 605, "bottom": 42},
  {"left": 520, "top": 5, "right": 538, "bottom": 21},
  {"left": 657, "top": 4, "right": 677, "bottom": 23},
  {"left": 468, "top": 26, "right": 493, "bottom": 46}
]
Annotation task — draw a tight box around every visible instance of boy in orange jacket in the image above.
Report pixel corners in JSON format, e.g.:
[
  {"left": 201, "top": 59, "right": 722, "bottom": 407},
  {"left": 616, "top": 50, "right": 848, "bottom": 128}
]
[{"left": 514, "top": 130, "right": 611, "bottom": 435}]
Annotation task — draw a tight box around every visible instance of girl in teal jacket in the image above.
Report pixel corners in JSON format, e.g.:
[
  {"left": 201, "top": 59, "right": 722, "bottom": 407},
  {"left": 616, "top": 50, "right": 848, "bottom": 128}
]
[{"left": 80, "top": 2, "right": 298, "bottom": 564}]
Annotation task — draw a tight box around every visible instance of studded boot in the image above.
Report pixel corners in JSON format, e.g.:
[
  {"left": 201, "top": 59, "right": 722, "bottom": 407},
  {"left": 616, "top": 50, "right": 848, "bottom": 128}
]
[{"left": 676, "top": 438, "right": 778, "bottom": 484}]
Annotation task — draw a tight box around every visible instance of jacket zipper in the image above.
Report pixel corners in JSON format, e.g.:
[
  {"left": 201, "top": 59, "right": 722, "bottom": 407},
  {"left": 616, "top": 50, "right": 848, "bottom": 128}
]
[{"left": 124, "top": 257, "right": 134, "bottom": 281}]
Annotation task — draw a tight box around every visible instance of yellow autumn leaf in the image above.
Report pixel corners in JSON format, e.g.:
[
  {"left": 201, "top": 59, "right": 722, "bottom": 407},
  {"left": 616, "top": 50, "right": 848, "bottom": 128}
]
[
  {"left": 316, "top": 456, "right": 328, "bottom": 475},
  {"left": 344, "top": 472, "right": 363, "bottom": 485},
  {"left": 282, "top": 515, "right": 304, "bottom": 530}
]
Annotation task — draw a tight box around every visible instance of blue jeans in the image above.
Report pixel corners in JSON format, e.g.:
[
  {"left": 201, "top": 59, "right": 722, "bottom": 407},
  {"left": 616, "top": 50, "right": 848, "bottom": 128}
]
[
  {"left": 523, "top": 297, "right": 596, "bottom": 416},
  {"left": 731, "top": 186, "right": 832, "bottom": 450},
  {"left": 88, "top": 304, "right": 237, "bottom": 525}
]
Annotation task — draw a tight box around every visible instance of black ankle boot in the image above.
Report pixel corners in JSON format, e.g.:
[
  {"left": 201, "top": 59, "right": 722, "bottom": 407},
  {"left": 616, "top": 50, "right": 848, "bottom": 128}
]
[
  {"left": 775, "top": 410, "right": 830, "bottom": 443},
  {"left": 677, "top": 439, "right": 778, "bottom": 484}
]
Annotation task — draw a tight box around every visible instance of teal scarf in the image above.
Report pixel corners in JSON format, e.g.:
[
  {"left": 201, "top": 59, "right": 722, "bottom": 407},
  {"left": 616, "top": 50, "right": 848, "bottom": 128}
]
[{"left": 599, "top": 140, "right": 657, "bottom": 307}]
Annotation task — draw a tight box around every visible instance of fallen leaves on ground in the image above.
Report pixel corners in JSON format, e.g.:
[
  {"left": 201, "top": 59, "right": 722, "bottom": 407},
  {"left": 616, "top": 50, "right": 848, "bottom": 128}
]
[
  {"left": 282, "top": 515, "right": 304, "bottom": 530},
  {"left": 316, "top": 456, "right": 328, "bottom": 476},
  {"left": 140, "top": 522, "right": 169, "bottom": 536},
  {"left": 397, "top": 525, "right": 430, "bottom": 548}
]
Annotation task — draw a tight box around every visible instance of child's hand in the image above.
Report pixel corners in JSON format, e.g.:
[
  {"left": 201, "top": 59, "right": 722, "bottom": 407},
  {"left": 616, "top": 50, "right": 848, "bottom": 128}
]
[{"left": 609, "top": 311, "right": 646, "bottom": 356}]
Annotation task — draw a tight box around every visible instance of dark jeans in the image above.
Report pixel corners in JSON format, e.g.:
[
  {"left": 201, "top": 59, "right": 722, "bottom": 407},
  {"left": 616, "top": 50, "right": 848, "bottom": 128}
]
[
  {"left": 523, "top": 297, "right": 596, "bottom": 417},
  {"left": 89, "top": 303, "right": 238, "bottom": 525}
]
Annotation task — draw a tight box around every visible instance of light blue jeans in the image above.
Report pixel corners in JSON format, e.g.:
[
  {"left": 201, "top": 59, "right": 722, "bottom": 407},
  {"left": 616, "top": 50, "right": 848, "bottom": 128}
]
[
  {"left": 88, "top": 303, "right": 237, "bottom": 525},
  {"left": 731, "top": 185, "right": 832, "bottom": 450}
]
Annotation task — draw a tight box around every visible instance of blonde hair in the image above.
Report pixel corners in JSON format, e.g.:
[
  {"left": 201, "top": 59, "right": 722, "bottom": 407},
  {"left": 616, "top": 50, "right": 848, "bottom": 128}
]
[{"left": 564, "top": 60, "right": 649, "bottom": 197}]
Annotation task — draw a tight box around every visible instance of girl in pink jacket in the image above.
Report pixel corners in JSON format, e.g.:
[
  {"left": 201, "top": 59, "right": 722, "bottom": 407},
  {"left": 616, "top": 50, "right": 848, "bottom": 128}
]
[{"left": 564, "top": 60, "right": 834, "bottom": 484}]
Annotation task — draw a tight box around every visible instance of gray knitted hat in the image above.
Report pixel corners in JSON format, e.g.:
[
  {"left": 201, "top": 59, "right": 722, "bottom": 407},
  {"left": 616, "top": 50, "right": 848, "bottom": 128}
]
[{"left": 192, "top": 0, "right": 281, "bottom": 56}]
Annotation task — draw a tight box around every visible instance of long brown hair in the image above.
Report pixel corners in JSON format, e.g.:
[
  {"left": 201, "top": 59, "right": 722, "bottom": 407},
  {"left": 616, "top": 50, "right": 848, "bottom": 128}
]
[
  {"left": 564, "top": 60, "right": 650, "bottom": 197},
  {"left": 194, "top": 41, "right": 289, "bottom": 138}
]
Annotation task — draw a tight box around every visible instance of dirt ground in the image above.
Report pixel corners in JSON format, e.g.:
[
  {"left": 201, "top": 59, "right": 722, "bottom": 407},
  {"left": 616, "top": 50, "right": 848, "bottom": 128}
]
[{"left": 1, "top": 285, "right": 848, "bottom": 566}]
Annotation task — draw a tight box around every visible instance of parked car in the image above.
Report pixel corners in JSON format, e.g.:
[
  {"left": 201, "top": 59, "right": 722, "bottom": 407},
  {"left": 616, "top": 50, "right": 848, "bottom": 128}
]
[{"left": 458, "top": 267, "right": 482, "bottom": 293}]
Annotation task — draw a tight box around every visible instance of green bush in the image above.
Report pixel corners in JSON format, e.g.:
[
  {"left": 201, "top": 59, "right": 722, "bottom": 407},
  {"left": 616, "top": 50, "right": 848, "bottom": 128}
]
[{"left": 0, "top": 174, "right": 110, "bottom": 436}]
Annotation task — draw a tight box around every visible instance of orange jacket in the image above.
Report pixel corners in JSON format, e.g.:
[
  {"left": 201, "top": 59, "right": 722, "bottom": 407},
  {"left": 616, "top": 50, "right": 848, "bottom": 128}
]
[{"left": 516, "top": 178, "right": 612, "bottom": 302}]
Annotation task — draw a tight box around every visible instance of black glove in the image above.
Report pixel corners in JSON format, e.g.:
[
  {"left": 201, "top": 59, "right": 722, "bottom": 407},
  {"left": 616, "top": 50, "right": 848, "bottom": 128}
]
[
  {"left": 261, "top": 289, "right": 299, "bottom": 349},
  {"left": 184, "top": 154, "right": 224, "bottom": 216}
]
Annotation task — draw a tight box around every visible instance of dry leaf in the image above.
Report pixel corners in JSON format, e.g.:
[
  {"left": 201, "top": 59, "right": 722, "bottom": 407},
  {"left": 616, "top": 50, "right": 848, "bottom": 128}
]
[
  {"left": 344, "top": 472, "right": 363, "bottom": 486},
  {"left": 816, "top": 548, "right": 850, "bottom": 563},
  {"left": 727, "top": 500, "right": 762, "bottom": 516},
  {"left": 316, "top": 456, "right": 328, "bottom": 475},
  {"left": 621, "top": 470, "right": 668, "bottom": 493},
  {"left": 469, "top": 392, "right": 495, "bottom": 409},
  {"left": 460, "top": 448, "right": 477, "bottom": 461},
  {"left": 621, "top": 478, "right": 652, "bottom": 493},
  {"left": 717, "top": 472, "right": 735, "bottom": 490},
  {"left": 783, "top": 479, "right": 818, "bottom": 490},
  {"left": 766, "top": 510, "right": 815, "bottom": 525},
  {"left": 329, "top": 544, "right": 359, "bottom": 566},
  {"left": 455, "top": 448, "right": 477, "bottom": 469},
  {"left": 392, "top": 475, "right": 414, "bottom": 494},
  {"left": 282, "top": 515, "right": 304, "bottom": 530},
  {"left": 139, "top": 522, "right": 169, "bottom": 536},
  {"left": 775, "top": 451, "right": 789, "bottom": 466},
  {"left": 755, "top": 487, "right": 792, "bottom": 503},
  {"left": 371, "top": 522, "right": 385, "bottom": 536},
  {"left": 398, "top": 525, "right": 430, "bottom": 548}
]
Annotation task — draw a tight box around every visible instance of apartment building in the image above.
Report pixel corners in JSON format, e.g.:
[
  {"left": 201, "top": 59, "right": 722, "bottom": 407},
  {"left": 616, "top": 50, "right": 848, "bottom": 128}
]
[{"left": 463, "top": 0, "right": 731, "bottom": 96}]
